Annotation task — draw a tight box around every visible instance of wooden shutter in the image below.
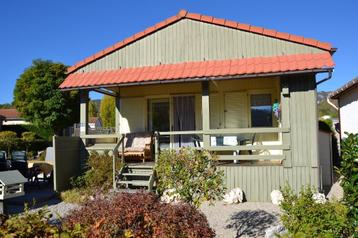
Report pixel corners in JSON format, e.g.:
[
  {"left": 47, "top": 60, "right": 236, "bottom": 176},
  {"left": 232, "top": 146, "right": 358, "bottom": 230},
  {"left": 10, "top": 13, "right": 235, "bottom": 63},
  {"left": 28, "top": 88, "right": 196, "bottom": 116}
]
[{"left": 224, "top": 92, "right": 248, "bottom": 128}]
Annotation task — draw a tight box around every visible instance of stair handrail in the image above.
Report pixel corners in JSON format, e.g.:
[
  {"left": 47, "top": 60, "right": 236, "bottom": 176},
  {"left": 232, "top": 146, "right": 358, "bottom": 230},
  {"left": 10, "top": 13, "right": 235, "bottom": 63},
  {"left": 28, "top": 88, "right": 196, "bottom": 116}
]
[{"left": 112, "top": 134, "right": 126, "bottom": 190}]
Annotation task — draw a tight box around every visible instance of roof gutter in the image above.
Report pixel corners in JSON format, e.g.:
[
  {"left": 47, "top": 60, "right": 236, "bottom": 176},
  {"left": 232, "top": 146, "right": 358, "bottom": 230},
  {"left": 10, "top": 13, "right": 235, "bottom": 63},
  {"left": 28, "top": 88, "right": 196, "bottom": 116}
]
[
  {"left": 60, "top": 68, "right": 332, "bottom": 92},
  {"left": 315, "top": 69, "right": 333, "bottom": 86}
]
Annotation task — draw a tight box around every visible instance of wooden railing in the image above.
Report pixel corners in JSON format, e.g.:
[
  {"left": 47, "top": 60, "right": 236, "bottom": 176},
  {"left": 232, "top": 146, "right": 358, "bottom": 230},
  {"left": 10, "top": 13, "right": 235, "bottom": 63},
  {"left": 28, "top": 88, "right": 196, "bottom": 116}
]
[
  {"left": 112, "top": 134, "right": 125, "bottom": 189},
  {"left": 154, "top": 127, "right": 290, "bottom": 162}
]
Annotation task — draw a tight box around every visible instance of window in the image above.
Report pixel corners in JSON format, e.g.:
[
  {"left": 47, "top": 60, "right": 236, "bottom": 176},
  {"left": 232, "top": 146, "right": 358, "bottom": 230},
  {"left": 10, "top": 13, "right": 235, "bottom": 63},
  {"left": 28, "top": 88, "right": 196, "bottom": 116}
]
[
  {"left": 147, "top": 98, "right": 170, "bottom": 132},
  {"left": 250, "top": 94, "right": 272, "bottom": 127}
]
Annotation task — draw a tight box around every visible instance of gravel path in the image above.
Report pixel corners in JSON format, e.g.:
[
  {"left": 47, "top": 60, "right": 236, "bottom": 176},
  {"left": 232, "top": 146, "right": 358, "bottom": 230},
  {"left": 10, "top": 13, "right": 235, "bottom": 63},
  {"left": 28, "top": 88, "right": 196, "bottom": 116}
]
[
  {"left": 200, "top": 201, "right": 281, "bottom": 238},
  {"left": 31, "top": 200, "right": 80, "bottom": 222}
]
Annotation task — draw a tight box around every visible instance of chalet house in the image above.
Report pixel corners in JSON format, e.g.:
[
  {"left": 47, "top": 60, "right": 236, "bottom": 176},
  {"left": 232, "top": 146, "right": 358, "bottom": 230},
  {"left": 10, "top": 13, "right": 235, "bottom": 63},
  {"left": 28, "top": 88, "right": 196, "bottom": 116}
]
[{"left": 59, "top": 10, "right": 335, "bottom": 201}]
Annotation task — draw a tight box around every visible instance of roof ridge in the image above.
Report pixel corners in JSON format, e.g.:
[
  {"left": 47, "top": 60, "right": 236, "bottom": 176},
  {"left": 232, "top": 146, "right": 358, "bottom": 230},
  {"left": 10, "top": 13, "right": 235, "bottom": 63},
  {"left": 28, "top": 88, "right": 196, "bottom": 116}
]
[{"left": 67, "top": 9, "right": 334, "bottom": 74}]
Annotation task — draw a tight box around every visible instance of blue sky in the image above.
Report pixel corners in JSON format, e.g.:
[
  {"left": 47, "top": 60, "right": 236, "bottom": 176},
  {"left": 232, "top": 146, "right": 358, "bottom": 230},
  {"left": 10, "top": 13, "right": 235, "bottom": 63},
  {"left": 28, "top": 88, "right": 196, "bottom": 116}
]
[{"left": 0, "top": 0, "right": 357, "bottom": 104}]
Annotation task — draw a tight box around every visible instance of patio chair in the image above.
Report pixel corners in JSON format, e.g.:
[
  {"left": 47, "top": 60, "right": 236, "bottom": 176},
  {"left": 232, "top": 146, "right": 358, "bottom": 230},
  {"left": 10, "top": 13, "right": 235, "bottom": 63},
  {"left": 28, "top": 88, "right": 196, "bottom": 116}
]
[
  {"left": 118, "top": 133, "right": 153, "bottom": 162},
  {"left": 237, "top": 133, "right": 256, "bottom": 155}
]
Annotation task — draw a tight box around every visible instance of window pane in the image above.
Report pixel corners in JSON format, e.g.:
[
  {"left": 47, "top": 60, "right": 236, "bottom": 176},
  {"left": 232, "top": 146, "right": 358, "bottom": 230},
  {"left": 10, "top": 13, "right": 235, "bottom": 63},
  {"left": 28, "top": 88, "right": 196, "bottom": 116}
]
[
  {"left": 148, "top": 99, "right": 170, "bottom": 132},
  {"left": 251, "top": 94, "right": 272, "bottom": 127}
]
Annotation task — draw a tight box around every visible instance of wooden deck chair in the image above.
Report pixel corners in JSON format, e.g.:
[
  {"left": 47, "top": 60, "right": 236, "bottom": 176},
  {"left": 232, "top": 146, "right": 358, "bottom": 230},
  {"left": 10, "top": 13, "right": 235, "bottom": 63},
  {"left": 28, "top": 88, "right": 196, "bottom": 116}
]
[{"left": 118, "top": 133, "right": 153, "bottom": 162}]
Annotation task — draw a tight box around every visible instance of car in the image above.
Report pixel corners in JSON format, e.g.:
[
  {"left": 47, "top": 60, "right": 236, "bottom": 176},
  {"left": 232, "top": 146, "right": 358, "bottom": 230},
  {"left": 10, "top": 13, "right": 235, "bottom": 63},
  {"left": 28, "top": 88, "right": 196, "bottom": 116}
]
[
  {"left": 10, "top": 151, "right": 28, "bottom": 177},
  {"left": 0, "top": 151, "right": 9, "bottom": 171}
]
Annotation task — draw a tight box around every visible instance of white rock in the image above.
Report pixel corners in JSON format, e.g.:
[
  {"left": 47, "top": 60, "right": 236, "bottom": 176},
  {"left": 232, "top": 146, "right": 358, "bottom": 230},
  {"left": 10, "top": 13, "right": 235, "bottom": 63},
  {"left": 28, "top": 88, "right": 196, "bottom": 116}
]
[
  {"left": 312, "top": 192, "right": 326, "bottom": 204},
  {"left": 160, "top": 188, "right": 181, "bottom": 204},
  {"left": 223, "top": 188, "right": 243, "bottom": 204},
  {"left": 265, "top": 225, "right": 287, "bottom": 238},
  {"left": 270, "top": 190, "right": 284, "bottom": 205},
  {"left": 327, "top": 180, "right": 344, "bottom": 201}
]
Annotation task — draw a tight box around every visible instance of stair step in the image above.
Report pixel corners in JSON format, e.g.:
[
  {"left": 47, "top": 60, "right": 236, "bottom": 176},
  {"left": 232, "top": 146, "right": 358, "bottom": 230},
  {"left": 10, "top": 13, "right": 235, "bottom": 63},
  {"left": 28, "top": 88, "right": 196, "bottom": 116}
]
[
  {"left": 117, "top": 180, "right": 149, "bottom": 187},
  {"left": 122, "top": 173, "right": 152, "bottom": 176},
  {"left": 127, "top": 165, "right": 154, "bottom": 169},
  {"left": 86, "top": 143, "right": 117, "bottom": 150}
]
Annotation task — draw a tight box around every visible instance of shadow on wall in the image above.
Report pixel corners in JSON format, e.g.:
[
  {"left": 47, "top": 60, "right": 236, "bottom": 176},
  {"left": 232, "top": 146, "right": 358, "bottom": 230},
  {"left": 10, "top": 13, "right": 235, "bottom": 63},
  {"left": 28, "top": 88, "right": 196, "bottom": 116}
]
[{"left": 225, "top": 210, "right": 279, "bottom": 237}]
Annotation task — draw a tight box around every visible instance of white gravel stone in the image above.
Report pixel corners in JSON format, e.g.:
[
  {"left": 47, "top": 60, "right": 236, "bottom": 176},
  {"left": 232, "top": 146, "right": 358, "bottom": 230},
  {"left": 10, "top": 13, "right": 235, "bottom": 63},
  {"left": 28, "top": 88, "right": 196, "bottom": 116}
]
[
  {"left": 270, "top": 190, "right": 283, "bottom": 205},
  {"left": 223, "top": 188, "right": 244, "bottom": 204},
  {"left": 201, "top": 201, "right": 281, "bottom": 238}
]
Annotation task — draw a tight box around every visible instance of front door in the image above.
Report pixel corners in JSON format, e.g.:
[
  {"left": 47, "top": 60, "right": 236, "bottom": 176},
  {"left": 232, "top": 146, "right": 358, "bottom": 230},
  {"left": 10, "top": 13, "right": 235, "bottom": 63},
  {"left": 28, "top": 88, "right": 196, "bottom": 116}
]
[{"left": 173, "top": 96, "right": 196, "bottom": 147}]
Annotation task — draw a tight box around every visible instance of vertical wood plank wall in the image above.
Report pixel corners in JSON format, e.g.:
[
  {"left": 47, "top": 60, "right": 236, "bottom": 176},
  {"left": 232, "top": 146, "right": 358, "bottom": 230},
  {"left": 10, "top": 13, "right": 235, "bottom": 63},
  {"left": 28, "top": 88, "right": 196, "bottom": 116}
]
[
  {"left": 220, "top": 166, "right": 319, "bottom": 201},
  {"left": 221, "top": 74, "right": 320, "bottom": 202},
  {"left": 75, "top": 19, "right": 324, "bottom": 74}
]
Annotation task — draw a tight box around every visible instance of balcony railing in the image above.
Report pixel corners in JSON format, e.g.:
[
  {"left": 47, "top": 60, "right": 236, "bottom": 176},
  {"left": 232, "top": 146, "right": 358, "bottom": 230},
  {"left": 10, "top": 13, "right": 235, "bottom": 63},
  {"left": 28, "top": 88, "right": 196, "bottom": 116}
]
[{"left": 154, "top": 127, "right": 290, "bottom": 163}]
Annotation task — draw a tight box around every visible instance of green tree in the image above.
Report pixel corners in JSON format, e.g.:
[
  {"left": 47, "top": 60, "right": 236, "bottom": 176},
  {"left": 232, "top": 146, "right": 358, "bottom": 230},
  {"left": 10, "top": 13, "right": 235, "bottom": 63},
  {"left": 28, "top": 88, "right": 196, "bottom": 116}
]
[
  {"left": 0, "top": 103, "right": 13, "bottom": 109},
  {"left": 14, "top": 59, "right": 79, "bottom": 136},
  {"left": 88, "top": 100, "right": 99, "bottom": 117},
  {"left": 338, "top": 133, "right": 358, "bottom": 233},
  {"left": 100, "top": 95, "right": 115, "bottom": 128},
  {"left": 21, "top": 131, "right": 36, "bottom": 153},
  {"left": 0, "top": 131, "right": 20, "bottom": 155}
]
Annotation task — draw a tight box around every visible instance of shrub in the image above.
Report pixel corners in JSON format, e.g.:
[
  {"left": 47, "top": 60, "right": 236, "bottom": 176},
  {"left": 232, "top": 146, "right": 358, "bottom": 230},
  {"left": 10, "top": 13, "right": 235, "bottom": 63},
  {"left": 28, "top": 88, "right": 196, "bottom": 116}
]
[
  {"left": 156, "top": 148, "right": 225, "bottom": 207},
  {"left": 338, "top": 133, "right": 358, "bottom": 231},
  {"left": 60, "top": 188, "right": 92, "bottom": 204},
  {"left": 280, "top": 186, "right": 352, "bottom": 237},
  {"left": 0, "top": 131, "right": 20, "bottom": 155},
  {"left": 72, "top": 151, "right": 123, "bottom": 190},
  {"left": 0, "top": 205, "right": 86, "bottom": 238},
  {"left": 61, "top": 151, "right": 123, "bottom": 204},
  {"left": 64, "top": 192, "right": 215, "bottom": 238}
]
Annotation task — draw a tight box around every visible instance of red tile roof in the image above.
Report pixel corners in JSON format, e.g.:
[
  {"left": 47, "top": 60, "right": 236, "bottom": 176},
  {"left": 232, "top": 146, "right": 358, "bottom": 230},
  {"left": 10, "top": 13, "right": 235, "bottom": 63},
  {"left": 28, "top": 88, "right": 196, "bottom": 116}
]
[
  {"left": 67, "top": 10, "right": 334, "bottom": 74},
  {"left": 0, "top": 109, "right": 21, "bottom": 119},
  {"left": 60, "top": 52, "right": 334, "bottom": 90}
]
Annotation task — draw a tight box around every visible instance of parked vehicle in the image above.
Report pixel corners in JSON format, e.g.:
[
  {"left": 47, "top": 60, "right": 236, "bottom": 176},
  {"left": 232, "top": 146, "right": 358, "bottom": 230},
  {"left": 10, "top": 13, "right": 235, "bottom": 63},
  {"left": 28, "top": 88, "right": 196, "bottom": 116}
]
[
  {"left": 0, "top": 151, "right": 9, "bottom": 171},
  {"left": 10, "top": 151, "right": 28, "bottom": 177}
]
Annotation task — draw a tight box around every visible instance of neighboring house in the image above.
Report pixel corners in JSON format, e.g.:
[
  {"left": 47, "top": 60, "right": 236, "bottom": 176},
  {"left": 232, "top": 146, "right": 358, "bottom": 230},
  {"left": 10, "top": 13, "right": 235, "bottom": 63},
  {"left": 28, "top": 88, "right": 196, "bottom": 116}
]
[
  {"left": 59, "top": 10, "right": 335, "bottom": 201},
  {"left": 330, "top": 77, "right": 358, "bottom": 139},
  {"left": 0, "top": 109, "right": 28, "bottom": 128}
]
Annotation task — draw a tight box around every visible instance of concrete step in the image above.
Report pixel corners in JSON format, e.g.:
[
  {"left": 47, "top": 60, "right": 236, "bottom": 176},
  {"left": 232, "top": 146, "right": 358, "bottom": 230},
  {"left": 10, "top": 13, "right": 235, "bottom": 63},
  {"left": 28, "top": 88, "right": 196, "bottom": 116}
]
[{"left": 117, "top": 180, "right": 149, "bottom": 187}]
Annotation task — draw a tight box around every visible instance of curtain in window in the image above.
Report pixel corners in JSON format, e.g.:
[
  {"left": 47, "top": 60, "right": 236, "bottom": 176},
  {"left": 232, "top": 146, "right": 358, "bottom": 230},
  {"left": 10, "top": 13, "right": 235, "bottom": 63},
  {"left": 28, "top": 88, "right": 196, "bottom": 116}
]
[{"left": 173, "top": 96, "right": 196, "bottom": 147}]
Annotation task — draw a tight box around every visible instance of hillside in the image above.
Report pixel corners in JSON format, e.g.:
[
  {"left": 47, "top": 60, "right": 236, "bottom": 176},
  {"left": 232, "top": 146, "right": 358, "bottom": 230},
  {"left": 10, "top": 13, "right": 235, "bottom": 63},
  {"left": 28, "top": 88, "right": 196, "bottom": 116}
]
[{"left": 317, "top": 91, "right": 338, "bottom": 118}]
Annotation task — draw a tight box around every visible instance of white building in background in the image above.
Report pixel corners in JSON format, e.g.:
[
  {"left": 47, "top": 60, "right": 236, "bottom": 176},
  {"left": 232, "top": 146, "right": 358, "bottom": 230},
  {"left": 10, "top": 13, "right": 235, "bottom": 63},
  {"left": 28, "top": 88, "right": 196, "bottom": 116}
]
[
  {"left": 330, "top": 77, "right": 358, "bottom": 138},
  {"left": 0, "top": 109, "right": 29, "bottom": 129}
]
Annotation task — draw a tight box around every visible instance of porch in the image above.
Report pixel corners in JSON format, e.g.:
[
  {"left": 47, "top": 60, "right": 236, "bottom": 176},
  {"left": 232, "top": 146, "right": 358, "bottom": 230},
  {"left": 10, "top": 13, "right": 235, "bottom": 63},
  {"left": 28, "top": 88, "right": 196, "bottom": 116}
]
[{"left": 79, "top": 76, "right": 292, "bottom": 166}]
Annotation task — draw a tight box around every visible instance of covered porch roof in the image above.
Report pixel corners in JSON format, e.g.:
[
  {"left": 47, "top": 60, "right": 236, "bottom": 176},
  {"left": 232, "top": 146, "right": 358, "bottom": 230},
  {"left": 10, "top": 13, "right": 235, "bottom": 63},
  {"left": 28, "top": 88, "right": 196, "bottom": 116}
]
[{"left": 60, "top": 52, "right": 334, "bottom": 90}]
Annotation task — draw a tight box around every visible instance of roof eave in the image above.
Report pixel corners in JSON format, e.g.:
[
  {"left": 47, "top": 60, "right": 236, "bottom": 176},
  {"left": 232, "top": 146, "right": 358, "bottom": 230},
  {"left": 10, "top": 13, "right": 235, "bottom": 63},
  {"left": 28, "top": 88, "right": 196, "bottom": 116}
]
[{"left": 60, "top": 68, "right": 332, "bottom": 91}]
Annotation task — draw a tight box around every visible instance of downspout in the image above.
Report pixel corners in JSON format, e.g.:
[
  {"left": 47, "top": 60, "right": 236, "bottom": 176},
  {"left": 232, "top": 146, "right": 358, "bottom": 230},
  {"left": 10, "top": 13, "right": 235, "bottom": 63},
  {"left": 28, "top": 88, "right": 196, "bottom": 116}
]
[
  {"left": 326, "top": 97, "right": 338, "bottom": 111},
  {"left": 316, "top": 70, "right": 333, "bottom": 86}
]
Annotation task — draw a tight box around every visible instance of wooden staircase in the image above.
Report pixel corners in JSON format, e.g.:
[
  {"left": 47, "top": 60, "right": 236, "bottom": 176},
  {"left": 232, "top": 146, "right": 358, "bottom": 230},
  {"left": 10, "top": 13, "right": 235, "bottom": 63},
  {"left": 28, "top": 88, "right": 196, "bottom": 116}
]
[{"left": 116, "top": 163, "right": 155, "bottom": 191}]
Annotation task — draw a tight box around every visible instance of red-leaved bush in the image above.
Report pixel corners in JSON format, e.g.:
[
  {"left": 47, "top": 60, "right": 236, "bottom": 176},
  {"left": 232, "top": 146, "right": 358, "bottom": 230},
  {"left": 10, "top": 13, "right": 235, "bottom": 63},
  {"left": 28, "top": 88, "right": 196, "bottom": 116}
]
[{"left": 64, "top": 192, "right": 215, "bottom": 238}]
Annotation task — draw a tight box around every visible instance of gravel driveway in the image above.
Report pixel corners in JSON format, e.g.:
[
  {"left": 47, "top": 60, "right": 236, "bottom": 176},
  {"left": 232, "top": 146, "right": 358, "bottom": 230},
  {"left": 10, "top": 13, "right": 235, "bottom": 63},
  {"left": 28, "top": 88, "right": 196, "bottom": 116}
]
[{"left": 200, "top": 201, "right": 281, "bottom": 238}]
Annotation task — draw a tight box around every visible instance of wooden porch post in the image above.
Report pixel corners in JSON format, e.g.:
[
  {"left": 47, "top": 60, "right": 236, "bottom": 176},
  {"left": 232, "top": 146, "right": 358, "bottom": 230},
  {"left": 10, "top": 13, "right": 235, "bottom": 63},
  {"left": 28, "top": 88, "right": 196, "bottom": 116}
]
[
  {"left": 80, "top": 90, "right": 89, "bottom": 145},
  {"left": 280, "top": 79, "right": 292, "bottom": 168},
  {"left": 115, "top": 94, "right": 121, "bottom": 135},
  {"left": 202, "top": 81, "right": 210, "bottom": 148}
]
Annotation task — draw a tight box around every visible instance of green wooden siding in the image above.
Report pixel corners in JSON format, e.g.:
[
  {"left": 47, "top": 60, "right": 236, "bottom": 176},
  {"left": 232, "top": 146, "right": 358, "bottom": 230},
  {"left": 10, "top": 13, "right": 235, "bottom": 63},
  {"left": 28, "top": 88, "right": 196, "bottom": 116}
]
[
  {"left": 75, "top": 19, "right": 324, "bottom": 73},
  {"left": 220, "top": 165, "right": 319, "bottom": 201},
  {"left": 284, "top": 74, "right": 319, "bottom": 168}
]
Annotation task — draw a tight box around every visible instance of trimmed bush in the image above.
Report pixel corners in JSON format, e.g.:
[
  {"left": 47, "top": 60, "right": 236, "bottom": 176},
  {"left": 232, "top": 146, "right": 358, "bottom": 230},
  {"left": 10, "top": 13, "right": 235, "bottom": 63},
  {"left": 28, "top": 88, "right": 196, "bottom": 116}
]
[
  {"left": 155, "top": 148, "right": 225, "bottom": 207},
  {"left": 0, "top": 206, "right": 86, "bottom": 238},
  {"left": 64, "top": 192, "right": 215, "bottom": 238},
  {"left": 280, "top": 186, "right": 352, "bottom": 237},
  {"left": 338, "top": 133, "right": 358, "bottom": 231}
]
